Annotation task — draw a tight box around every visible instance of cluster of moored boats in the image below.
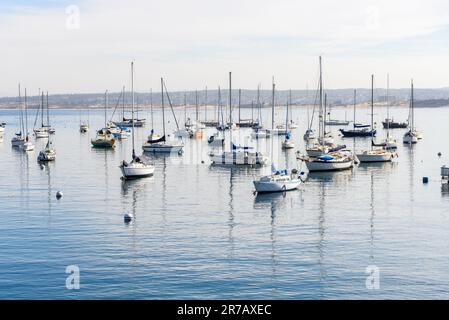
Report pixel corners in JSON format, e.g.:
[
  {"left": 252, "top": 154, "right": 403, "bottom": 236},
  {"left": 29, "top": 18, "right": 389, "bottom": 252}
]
[{"left": 1, "top": 58, "right": 423, "bottom": 194}]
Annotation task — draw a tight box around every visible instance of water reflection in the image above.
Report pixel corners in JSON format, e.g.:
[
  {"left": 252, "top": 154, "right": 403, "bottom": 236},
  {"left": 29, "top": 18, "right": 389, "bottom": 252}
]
[{"left": 307, "top": 169, "right": 353, "bottom": 183}]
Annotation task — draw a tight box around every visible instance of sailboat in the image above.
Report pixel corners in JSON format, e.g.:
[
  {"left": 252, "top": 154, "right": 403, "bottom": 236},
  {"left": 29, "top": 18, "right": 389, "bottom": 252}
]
[
  {"left": 403, "top": 80, "right": 420, "bottom": 144},
  {"left": 43, "top": 92, "right": 55, "bottom": 134},
  {"left": 91, "top": 90, "right": 116, "bottom": 148},
  {"left": 282, "top": 100, "right": 295, "bottom": 149},
  {"left": 301, "top": 57, "right": 355, "bottom": 172},
  {"left": 209, "top": 72, "right": 268, "bottom": 166},
  {"left": 356, "top": 75, "right": 396, "bottom": 163},
  {"left": 120, "top": 62, "right": 155, "bottom": 179},
  {"left": 142, "top": 78, "right": 184, "bottom": 154},
  {"left": 378, "top": 74, "right": 397, "bottom": 150},
  {"left": 325, "top": 101, "right": 350, "bottom": 126},
  {"left": 193, "top": 90, "right": 204, "bottom": 138},
  {"left": 108, "top": 87, "right": 131, "bottom": 139},
  {"left": 253, "top": 164, "right": 304, "bottom": 193},
  {"left": 79, "top": 106, "right": 90, "bottom": 133},
  {"left": 207, "top": 86, "right": 225, "bottom": 146},
  {"left": 339, "top": 90, "right": 376, "bottom": 137},
  {"left": 251, "top": 85, "right": 270, "bottom": 139},
  {"left": 21, "top": 88, "right": 35, "bottom": 152},
  {"left": 37, "top": 139, "right": 56, "bottom": 162},
  {"left": 286, "top": 90, "right": 299, "bottom": 129},
  {"left": 12, "top": 84, "right": 26, "bottom": 148},
  {"left": 34, "top": 92, "right": 50, "bottom": 138},
  {"left": 174, "top": 92, "right": 195, "bottom": 138},
  {"left": 303, "top": 87, "right": 317, "bottom": 141}
]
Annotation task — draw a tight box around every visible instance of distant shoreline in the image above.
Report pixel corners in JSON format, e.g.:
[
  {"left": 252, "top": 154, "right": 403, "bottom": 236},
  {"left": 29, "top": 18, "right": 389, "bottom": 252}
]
[{"left": 1, "top": 102, "right": 447, "bottom": 110}]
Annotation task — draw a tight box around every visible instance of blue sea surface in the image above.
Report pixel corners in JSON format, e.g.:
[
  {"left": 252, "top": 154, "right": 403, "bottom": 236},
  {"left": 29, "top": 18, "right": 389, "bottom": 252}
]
[{"left": 0, "top": 105, "right": 448, "bottom": 299}]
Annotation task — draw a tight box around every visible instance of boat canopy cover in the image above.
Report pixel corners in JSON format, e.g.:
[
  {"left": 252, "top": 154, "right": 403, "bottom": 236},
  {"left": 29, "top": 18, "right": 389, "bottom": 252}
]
[
  {"left": 318, "top": 155, "right": 334, "bottom": 161},
  {"left": 329, "top": 145, "right": 346, "bottom": 152},
  {"left": 97, "top": 128, "right": 112, "bottom": 135},
  {"left": 147, "top": 135, "right": 166, "bottom": 144},
  {"left": 354, "top": 123, "right": 370, "bottom": 128},
  {"left": 271, "top": 164, "right": 287, "bottom": 175}
]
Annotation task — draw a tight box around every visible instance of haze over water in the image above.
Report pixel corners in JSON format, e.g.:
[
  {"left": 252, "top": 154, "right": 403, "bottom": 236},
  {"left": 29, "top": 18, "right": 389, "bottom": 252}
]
[{"left": 0, "top": 105, "right": 448, "bottom": 299}]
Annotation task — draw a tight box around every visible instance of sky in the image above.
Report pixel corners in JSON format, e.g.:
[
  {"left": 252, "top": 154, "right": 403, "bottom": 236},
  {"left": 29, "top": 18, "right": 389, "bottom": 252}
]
[{"left": 1, "top": 0, "right": 449, "bottom": 96}]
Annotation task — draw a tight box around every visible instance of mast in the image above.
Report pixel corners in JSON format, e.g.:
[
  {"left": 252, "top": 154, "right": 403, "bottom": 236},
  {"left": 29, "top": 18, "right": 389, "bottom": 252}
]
[
  {"left": 324, "top": 93, "right": 327, "bottom": 136},
  {"left": 122, "top": 86, "right": 125, "bottom": 121},
  {"left": 24, "top": 88, "right": 28, "bottom": 140},
  {"left": 184, "top": 91, "right": 187, "bottom": 125},
  {"left": 257, "top": 84, "right": 261, "bottom": 125},
  {"left": 205, "top": 86, "right": 208, "bottom": 122},
  {"left": 41, "top": 92, "right": 44, "bottom": 128},
  {"left": 289, "top": 89, "right": 292, "bottom": 123},
  {"left": 238, "top": 88, "right": 241, "bottom": 124},
  {"left": 46, "top": 91, "right": 50, "bottom": 127},
  {"left": 353, "top": 89, "right": 357, "bottom": 128},
  {"left": 271, "top": 78, "right": 275, "bottom": 130},
  {"left": 371, "top": 74, "right": 374, "bottom": 149},
  {"left": 195, "top": 90, "right": 199, "bottom": 123},
  {"left": 218, "top": 86, "right": 223, "bottom": 127},
  {"left": 318, "top": 56, "right": 323, "bottom": 143},
  {"left": 104, "top": 90, "right": 108, "bottom": 128},
  {"left": 386, "top": 74, "right": 390, "bottom": 138},
  {"left": 285, "top": 99, "right": 289, "bottom": 135},
  {"left": 18, "top": 84, "right": 24, "bottom": 136},
  {"left": 411, "top": 79, "right": 414, "bottom": 131},
  {"left": 161, "top": 78, "right": 166, "bottom": 140},
  {"left": 131, "top": 62, "right": 135, "bottom": 158},
  {"left": 229, "top": 72, "right": 232, "bottom": 126}
]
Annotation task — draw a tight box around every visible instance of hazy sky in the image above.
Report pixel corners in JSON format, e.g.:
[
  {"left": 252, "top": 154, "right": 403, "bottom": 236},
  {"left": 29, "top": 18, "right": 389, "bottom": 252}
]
[{"left": 1, "top": 0, "right": 449, "bottom": 96}]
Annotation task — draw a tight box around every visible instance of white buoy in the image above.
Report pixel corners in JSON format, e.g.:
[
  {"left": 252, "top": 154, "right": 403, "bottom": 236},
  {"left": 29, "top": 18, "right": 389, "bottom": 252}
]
[
  {"left": 56, "top": 191, "right": 63, "bottom": 199},
  {"left": 124, "top": 212, "right": 134, "bottom": 222}
]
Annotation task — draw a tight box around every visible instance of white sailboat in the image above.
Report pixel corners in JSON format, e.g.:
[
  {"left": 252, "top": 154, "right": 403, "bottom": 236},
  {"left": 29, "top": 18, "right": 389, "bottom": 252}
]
[
  {"left": 79, "top": 106, "right": 90, "bottom": 133},
  {"left": 34, "top": 92, "right": 50, "bottom": 139},
  {"left": 91, "top": 91, "right": 116, "bottom": 148},
  {"left": 282, "top": 101, "right": 295, "bottom": 149},
  {"left": 12, "top": 84, "right": 26, "bottom": 148},
  {"left": 20, "top": 88, "right": 35, "bottom": 152},
  {"left": 120, "top": 62, "right": 155, "bottom": 179},
  {"left": 251, "top": 85, "right": 270, "bottom": 139},
  {"left": 208, "top": 87, "right": 225, "bottom": 146},
  {"left": 403, "top": 80, "right": 419, "bottom": 144},
  {"left": 253, "top": 165, "right": 304, "bottom": 193},
  {"left": 142, "top": 78, "right": 184, "bottom": 154},
  {"left": 302, "top": 57, "right": 354, "bottom": 172},
  {"left": 209, "top": 72, "right": 268, "bottom": 166},
  {"left": 357, "top": 75, "right": 396, "bottom": 163},
  {"left": 380, "top": 74, "right": 397, "bottom": 150},
  {"left": 37, "top": 139, "right": 56, "bottom": 162}
]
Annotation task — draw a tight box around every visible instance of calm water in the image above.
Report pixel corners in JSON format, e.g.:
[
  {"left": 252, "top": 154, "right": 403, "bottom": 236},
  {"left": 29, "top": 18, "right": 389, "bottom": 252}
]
[{"left": 1, "top": 105, "right": 449, "bottom": 299}]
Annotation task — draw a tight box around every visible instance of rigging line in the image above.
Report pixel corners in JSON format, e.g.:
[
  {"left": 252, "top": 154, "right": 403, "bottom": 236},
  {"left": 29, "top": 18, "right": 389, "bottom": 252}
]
[
  {"left": 109, "top": 89, "right": 124, "bottom": 122},
  {"left": 162, "top": 80, "right": 181, "bottom": 131}
]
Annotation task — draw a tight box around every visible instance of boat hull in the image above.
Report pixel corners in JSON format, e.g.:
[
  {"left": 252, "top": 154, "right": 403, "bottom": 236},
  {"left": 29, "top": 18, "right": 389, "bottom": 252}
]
[
  {"left": 253, "top": 179, "right": 301, "bottom": 193},
  {"left": 306, "top": 159, "right": 353, "bottom": 172},
  {"left": 356, "top": 152, "right": 393, "bottom": 163},
  {"left": 91, "top": 140, "right": 116, "bottom": 148},
  {"left": 142, "top": 143, "right": 183, "bottom": 153},
  {"left": 339, "top": 129, "right": 376, "bottom": 137},
  {"left": 120, "top": 165, "right": 154, "bottom": 179},
  {"left": 209, "top": 152, "right": 268, "bottom": 166}
]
